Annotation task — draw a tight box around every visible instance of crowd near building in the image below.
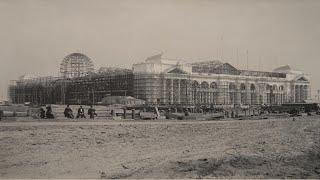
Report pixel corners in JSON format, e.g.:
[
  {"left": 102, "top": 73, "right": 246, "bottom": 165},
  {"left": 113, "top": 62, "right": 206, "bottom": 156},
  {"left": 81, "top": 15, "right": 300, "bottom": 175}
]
[{"left": 8, "top": 53, "right": 311, "bottom": 107}]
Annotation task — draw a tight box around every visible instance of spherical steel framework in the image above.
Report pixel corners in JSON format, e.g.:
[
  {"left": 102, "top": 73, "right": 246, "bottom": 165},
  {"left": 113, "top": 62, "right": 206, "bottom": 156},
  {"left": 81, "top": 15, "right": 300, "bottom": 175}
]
[{"left": 60, "top": 53, "right": 94, "bottom": 78}]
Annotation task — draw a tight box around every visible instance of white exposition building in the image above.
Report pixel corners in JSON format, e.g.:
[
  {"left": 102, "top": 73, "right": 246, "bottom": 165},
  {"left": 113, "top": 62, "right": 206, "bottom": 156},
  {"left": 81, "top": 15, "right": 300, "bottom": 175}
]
[
  {"left": 133, "top": 54, "right": 311, "bottom": 106},
  {"left": 8, "top": 53, "right": 311, "bottom": 107}
]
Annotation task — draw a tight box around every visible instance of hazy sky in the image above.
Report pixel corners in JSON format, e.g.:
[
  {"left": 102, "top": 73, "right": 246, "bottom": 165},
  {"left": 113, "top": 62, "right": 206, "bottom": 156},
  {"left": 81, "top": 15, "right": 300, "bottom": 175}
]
[{"left": 1, "top": 0, "right": 320, "bottom": 100}]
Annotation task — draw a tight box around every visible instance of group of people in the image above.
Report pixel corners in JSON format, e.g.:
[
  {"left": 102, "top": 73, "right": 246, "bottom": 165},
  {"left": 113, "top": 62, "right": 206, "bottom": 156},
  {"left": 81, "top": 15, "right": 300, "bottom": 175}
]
[
  {"left": 38, "top": 105, "right": 97, "bottom": 119},
  {"left": 64, "top": 105, "right": 97, "bottom": 119},
  {"left": 39, "top": 105, "right": 54, "bottom": 119}
]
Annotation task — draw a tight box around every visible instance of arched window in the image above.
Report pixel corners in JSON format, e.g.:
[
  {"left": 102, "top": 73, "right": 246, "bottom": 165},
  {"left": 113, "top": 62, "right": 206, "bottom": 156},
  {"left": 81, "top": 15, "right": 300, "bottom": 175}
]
[
  {"left": 192, "top": 81, "right": 199, "bottom": 88},
  {"left": 210, "top": 82, "right": 218, "bottom": 104},
  {"left": 273, "top": 85, "right": 278, "bottom": 91},
  {"left": 240, "top": 83, "right": 247, "bottom": 104},
  {"left": 250, "top": 84, "right": 257, "bottom": 104},
  {"left": 250, "top": 84, "right": 256, "bottom": 91},
  {"left": 266, "top": 84, "right": 272, "bottom": 91},
  {"left": 279, "top": 85, "right": 284, "bottom": 91},
  {"left": 210, "top": 82, "right": 217, "bottom": 89},
  {"left": 200, "top": 81, "right": 209, "bottom": 104},
  {"left": 229, "top": 83, "right": 236, "bottom": 90},
  {"left": 229, "top": 83, "right": 237, "bottom": 104},
  {"left": 240, "top": 83, "right": 246, "bottom": 91},
  {"left": 200, "top": 81, "right": 209, "bottom": 89},
  {"left": 192, "top": 81, "right": 200, "bottom": 104}
]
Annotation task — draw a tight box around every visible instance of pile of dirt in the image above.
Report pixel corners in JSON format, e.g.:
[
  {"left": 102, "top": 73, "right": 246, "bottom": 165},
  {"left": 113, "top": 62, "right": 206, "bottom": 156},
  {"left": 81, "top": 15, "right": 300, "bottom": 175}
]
[{"left": 173, "top": 142, "right": 320, "bottom": 178}]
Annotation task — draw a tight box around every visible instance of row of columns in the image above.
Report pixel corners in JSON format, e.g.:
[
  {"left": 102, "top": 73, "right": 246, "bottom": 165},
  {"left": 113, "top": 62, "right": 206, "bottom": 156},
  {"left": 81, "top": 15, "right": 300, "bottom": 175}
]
[
  {"left": 294, "top": 84, "right": 309, "bottom": 103},
  {"left": 161, "top": 78, "right": 307, "bottom": 105}
]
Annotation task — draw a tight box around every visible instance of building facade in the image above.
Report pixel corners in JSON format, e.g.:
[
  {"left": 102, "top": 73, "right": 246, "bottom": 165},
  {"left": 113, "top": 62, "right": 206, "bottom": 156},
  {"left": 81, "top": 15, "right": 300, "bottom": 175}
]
[
  {"left": 133, "top": 54, "right": 311, "bottom": 106},
  {"left": 8, "top": 68, "right": 134, "bottom": 105},
  {"left": 8, "top": 53, "right": 311, "bottom": 106}
]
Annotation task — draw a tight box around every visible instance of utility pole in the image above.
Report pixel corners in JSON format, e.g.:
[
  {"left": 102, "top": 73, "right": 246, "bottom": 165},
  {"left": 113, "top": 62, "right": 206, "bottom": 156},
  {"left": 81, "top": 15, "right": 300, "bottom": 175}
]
[
  {"left": 92, "top": 88, "right": 94, "bottom": 105},
  {"left": 246, "top": 50, "right": 249, "bottom": 71},
  {"left": 221, "top": 35, "right": 224, "bottom": 60},
  {"left": 236, "top": 48, "right": 239, "bottom": 68},
  {"left": 62, "top": 80, "right": 66, "bottom": 105}
]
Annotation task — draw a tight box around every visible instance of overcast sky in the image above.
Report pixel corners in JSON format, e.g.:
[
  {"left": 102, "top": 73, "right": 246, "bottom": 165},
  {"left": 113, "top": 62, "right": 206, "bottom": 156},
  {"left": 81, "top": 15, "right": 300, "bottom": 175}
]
[{"left": 0, "top": 0, "right": 320, "bottom": 100}]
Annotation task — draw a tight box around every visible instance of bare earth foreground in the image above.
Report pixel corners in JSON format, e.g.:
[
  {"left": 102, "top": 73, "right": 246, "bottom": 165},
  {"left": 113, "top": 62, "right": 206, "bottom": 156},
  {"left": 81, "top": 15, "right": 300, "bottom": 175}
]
[{"left": 0, "top": 117, "right": 320, "bottom": 179}]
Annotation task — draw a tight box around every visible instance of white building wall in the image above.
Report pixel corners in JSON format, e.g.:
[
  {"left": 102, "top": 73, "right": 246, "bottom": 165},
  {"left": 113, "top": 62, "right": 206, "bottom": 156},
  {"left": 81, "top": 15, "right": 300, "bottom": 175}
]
[{"left": 133, "top": 57, "right": 310, "bottom": 105}]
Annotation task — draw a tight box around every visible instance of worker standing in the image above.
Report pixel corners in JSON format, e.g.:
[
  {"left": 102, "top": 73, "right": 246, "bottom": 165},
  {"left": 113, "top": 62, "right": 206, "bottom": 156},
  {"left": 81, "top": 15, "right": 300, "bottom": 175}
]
[
  {"left": 64, "top": 105, "right": 74, "bottom": 119},
  {"left": 39, "top": 107, "right": 45, "bottom": 119},
  {"left": 77, "top": 105, "right": 86, "bottom": 118},
  {"left": 45, "top": 105, "right": 54, "bottom": 119},
  {"left": 88, "top": 105, "right": 97, "bottom": 119}
]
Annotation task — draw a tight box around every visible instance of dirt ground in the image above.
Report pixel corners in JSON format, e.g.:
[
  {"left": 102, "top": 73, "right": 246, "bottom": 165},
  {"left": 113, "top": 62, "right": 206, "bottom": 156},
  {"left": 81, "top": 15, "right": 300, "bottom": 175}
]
[{"left": 0, "top": 117, "right": 320, "bottom": 179}]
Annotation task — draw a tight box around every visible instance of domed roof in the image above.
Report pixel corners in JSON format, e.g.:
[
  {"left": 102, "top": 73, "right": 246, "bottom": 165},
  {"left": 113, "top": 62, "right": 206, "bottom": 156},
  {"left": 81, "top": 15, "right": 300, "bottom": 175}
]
[
  {"left": 63, "top": 53, "right": 91, "bottom": 62},
  {"left": 60, "top": 53, "right": 94, "bottom": 78}
]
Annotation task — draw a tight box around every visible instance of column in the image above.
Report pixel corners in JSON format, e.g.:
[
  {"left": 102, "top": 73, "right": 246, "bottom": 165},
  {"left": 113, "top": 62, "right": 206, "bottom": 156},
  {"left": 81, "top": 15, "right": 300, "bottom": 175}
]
[
  {"left": 225, "top": 82, "right": 229, "bottom": 105},
  {"left": 306, "top": 85, "right": 310, "bottom": 100},
  {"left": 170, "top": 79, "right": 174, "bottom": 104},
  {"left": 292, "top": 84, "right": 295, "bottom": 103},
  {"left": 162, "top": 78, "right": 166, "bottom": 104},
  {"left": 209, "top": 90, "right": 212, "bottom": 104},
  {"left": 177, "top": 79, "right": 181, "bottom": 104},
  {"left": 236, "top": 84, "right": 241, "bottom": 105},
  {"left": 295, "top": 85, "right": 300, "bottom": 103},
  {"left": 246, "top": 83, "right": 251, "bottom": 105}
]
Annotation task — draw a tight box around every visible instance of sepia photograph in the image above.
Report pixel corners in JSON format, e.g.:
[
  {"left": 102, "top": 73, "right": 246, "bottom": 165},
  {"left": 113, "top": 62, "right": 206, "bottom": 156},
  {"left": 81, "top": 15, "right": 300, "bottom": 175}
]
[{"left": 0, "top": 0, "right": 320, "bottom": 179}]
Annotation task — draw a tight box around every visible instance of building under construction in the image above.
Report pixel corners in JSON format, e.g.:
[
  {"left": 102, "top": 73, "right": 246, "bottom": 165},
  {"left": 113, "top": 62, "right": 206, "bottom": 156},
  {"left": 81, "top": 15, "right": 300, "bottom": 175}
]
[
  {"left": 8, "top": 53, "right": 311, "bottom": 107},
  {"left": 9, "top": 53, "right": 134, "bottom": 105},
  {"left": 133, "top": 54, "right": 311, "bottom": 107}
]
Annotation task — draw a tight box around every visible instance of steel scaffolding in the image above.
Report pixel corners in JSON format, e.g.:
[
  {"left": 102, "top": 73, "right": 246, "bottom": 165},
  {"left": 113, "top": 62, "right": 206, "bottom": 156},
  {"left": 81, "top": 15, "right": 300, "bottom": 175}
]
[{"left": 60, "top": 53, "right": 94, "bottom": 78}]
